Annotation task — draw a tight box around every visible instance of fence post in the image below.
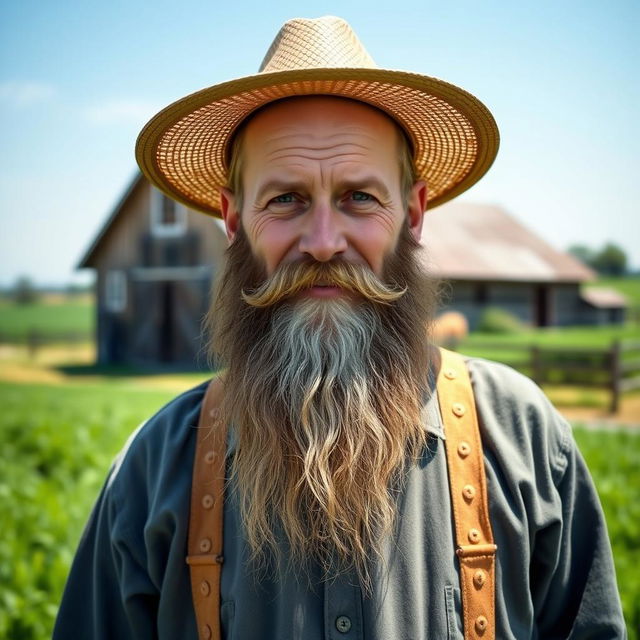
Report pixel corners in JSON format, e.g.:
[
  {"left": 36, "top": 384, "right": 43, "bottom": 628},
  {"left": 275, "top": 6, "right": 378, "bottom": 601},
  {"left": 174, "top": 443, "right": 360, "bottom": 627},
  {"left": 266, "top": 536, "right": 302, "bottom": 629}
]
[
  {"left": 609, "top": 340, "right": 621, "bottom": 414},
  {"left": 27, "top": 329, "right": 40, "bottom": 359}
]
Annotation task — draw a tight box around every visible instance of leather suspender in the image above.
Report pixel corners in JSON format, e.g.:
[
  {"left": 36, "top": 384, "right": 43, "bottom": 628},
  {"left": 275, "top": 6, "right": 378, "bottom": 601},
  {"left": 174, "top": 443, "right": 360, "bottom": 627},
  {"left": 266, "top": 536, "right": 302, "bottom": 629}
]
[
  {"left": 437, "top": 349, "right": 497, "bottom": 639},
  {"left": 187, "top": 378, "right": 227, "bottom": 640},
  {"left": 187, "top": 348, "right": 496, "bottom": 639}
]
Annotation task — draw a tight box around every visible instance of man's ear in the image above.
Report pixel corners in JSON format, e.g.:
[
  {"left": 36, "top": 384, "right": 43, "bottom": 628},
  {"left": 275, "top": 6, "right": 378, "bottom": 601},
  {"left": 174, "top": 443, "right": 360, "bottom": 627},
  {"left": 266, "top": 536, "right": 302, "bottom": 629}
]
[
  {"left": 407, "top": 180, "right": 427, "bottom": 241},
  {"left": 219, "top": 187, "right": 239, "bottom": 242}
]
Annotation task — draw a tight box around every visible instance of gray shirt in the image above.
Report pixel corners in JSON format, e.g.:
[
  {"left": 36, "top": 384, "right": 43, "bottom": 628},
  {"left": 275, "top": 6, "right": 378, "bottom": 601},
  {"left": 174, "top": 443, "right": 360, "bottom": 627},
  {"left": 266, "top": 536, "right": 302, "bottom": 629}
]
[{"left": 53, "top": 357, "right": 626, "bottom": 639}]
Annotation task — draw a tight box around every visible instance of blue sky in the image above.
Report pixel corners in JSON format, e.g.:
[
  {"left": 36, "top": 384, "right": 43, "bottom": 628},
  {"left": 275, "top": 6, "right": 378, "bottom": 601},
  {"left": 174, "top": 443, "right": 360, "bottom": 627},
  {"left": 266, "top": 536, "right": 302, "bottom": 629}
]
[{"left": 1, "top": 0, "right": 638, "bottom": 286}]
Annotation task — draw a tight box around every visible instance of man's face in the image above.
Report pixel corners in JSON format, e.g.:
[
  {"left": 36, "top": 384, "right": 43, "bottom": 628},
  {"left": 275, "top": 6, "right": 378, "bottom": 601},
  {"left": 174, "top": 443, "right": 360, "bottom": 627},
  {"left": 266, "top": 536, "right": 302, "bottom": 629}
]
[{"left": 220, "top": 96, "right": 426, "bottom": 296}]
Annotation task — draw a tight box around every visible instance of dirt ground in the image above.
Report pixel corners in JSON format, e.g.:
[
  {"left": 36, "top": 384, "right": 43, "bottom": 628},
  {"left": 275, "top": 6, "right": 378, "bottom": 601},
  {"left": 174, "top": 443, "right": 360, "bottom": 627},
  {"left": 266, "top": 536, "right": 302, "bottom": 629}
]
[{"left": 558, "top": 395, "right": 640, "bottom": 428}]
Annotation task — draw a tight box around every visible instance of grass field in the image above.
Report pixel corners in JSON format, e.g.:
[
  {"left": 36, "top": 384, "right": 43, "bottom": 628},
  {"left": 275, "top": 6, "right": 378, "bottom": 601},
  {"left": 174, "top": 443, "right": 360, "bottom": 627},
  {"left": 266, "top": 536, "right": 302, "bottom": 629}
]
[
  {"left": 0, "top": 381, "right": 637, "bottom": 638},
  {"left": 0, "top": 298, "right": 93, "bottom": 342},
  {"left": 586, "top": 276, "right": 640, "bottom": 312}
]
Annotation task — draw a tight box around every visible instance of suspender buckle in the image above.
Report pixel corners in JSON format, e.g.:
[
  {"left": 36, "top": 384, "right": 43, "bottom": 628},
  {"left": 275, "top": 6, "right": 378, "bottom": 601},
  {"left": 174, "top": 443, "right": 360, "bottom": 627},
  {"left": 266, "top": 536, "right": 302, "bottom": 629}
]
[
  {"left": 186, "top": 554, "right": 224, "bottom": 566},
  {"left": 456, "top": 543, "right": 497, "bottom": 558}
]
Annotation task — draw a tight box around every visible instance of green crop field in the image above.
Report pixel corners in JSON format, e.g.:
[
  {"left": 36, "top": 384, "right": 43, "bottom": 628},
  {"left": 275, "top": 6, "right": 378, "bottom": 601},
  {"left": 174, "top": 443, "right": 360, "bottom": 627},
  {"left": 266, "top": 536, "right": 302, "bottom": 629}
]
[
  {"left": 0, "top": 300, "right": 94, "bottom": 342},
  {"left": 1, "top": 381, "right": 637, "bottom": 638}
]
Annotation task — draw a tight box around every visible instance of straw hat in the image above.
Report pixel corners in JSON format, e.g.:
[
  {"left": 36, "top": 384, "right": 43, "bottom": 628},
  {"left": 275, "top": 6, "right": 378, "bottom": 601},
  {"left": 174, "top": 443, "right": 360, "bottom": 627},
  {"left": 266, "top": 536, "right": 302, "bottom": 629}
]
[{"left": 136, "top": 16, "right": 499, "bottom": 217}]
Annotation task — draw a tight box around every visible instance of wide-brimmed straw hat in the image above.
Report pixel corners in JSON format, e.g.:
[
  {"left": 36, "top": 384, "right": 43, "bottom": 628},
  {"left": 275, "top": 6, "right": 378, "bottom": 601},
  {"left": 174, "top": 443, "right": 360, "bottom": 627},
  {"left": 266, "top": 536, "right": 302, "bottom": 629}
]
[{"left": 136, "top": 16, "right": 499, "bottom": 217}]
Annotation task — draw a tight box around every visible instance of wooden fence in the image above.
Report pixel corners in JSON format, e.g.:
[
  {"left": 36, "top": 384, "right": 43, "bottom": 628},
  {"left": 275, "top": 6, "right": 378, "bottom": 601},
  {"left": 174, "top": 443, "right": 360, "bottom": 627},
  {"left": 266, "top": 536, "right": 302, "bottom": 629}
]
[{"left": 453, "top": 339, "right": 640, "bottom": 413}]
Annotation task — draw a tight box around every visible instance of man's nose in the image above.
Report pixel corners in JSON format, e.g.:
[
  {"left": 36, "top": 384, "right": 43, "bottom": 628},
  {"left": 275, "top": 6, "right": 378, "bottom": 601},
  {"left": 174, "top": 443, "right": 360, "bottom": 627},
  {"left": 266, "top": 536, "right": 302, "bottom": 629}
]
[{"left": 298, "top": 202, "right": 348, "bottom": 262}]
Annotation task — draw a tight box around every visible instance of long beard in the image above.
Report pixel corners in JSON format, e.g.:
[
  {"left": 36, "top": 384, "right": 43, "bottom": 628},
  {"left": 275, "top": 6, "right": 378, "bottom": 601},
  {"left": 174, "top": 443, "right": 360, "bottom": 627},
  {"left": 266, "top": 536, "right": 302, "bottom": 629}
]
[{"left": 207, "top": 225, "right": 438, "bottom": 588}]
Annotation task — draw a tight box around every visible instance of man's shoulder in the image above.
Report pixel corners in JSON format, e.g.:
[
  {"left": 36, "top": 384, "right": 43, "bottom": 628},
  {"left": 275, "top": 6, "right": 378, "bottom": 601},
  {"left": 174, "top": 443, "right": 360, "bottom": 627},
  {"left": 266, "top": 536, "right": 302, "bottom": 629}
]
[
  {"left": 106, "top": 378, "right": 212, "bottom": 495},
  {"left": 462, "top": 355, "right": 573, "bottom": 480}
]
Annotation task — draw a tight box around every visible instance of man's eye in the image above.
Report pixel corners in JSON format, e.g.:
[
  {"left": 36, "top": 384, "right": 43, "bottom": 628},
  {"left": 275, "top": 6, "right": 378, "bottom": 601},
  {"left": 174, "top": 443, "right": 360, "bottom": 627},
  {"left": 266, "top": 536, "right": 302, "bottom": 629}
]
[
  {"left": 351, "top": 191, "right": 374, "bottom": 202},
  {"left": 271, "top": 193, "right": 296, "bottom": 204}
]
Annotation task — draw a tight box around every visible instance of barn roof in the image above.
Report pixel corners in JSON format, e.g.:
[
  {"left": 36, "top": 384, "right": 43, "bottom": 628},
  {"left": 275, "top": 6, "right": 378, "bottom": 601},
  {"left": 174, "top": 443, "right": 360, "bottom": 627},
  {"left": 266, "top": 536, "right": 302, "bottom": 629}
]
[
  {"left": 581, "top": 287, "right": 628, "bottom": 309},
  {"left": 77, "top": 172, "right": 144, "bottom": 268},
  {"left": 420, "top": 202, "right": 595, "bottom": 283}
]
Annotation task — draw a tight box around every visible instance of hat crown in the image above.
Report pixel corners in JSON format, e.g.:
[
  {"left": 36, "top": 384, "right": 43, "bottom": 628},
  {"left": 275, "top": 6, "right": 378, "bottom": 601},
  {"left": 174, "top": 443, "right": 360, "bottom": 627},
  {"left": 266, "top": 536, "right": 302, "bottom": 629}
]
[{"left": 259, "top": 16, "right": 377, "bottom": 73}]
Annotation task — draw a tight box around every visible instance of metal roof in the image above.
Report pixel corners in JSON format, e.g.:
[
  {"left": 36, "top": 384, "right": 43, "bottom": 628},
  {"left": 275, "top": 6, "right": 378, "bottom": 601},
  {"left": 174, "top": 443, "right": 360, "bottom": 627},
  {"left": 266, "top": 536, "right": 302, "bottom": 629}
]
[{"left": 419, "top": 202, "right": 595, "bottom": 283}]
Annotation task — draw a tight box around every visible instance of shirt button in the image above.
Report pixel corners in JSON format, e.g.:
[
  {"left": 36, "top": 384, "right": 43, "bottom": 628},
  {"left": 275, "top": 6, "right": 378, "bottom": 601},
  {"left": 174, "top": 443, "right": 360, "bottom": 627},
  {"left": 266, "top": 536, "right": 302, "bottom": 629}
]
[{"left": 335, "top": 615, "right": 352, "bottom": 633}]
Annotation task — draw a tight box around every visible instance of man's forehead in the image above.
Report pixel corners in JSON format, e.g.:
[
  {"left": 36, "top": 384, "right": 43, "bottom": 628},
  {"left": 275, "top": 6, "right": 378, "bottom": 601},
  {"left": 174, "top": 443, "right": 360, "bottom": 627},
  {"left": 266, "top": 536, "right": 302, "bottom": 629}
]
[{"left": 241, "top": 95, "right": 405, "bottom": 145}]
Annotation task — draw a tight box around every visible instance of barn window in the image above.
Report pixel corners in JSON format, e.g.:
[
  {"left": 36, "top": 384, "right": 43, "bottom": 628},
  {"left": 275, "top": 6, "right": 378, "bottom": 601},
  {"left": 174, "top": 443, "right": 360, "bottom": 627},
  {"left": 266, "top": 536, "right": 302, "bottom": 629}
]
[
  {"left": 151, "top": 188, "right": 186, "bottom": 236},
  {"left": 105, "top": 270, "right": 127, "bottom": 312}
]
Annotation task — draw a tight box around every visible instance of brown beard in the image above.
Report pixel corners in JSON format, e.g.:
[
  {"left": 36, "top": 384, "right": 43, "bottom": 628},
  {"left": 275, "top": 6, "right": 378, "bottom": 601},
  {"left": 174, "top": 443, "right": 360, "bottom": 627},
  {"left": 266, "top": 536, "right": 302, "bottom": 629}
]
[{"left": 206, "top": 224, "right": 438, "bottom": 588}]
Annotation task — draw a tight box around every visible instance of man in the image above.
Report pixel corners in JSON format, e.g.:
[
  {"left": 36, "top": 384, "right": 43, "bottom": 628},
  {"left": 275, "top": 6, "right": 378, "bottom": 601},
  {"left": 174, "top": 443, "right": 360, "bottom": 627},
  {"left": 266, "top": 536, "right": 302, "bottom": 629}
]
[{"left": 54, "top": 16, "right": 625, "bottom": 639}]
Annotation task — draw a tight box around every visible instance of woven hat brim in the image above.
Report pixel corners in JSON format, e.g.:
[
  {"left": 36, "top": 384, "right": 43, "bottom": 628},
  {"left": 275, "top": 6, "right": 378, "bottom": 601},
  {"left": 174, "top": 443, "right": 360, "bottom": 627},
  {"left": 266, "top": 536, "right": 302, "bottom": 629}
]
[{"left": 136, "top": 67, "right": 499, "bottom": 217}]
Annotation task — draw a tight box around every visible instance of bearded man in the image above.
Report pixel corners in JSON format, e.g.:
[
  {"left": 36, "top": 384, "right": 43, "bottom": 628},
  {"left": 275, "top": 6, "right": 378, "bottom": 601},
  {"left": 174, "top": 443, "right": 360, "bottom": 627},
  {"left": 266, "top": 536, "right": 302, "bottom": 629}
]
[{"left": 54, "top": 16, "right": 625, "bottom": 640}]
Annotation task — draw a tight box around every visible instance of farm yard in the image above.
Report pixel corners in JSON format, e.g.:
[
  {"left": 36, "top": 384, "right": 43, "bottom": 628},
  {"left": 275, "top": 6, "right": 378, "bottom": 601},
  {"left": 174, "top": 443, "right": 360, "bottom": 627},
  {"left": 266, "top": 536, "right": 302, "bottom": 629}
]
[{"left": 0, "top": 283, "right": 639, "bottom": 638}]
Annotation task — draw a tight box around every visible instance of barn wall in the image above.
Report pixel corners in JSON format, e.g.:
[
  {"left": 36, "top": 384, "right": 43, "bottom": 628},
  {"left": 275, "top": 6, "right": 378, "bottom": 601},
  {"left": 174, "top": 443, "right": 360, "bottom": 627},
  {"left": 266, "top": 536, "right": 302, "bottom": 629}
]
[{"left": 90, "top": 181, "right": 228, "bottom": 366}]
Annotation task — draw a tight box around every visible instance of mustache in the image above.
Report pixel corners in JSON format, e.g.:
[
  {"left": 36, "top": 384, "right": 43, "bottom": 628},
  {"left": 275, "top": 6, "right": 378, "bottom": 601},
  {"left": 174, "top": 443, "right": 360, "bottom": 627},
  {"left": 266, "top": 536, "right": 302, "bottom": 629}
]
[{"left": 241, "top": 260, "right": 407, "bottom": 308}]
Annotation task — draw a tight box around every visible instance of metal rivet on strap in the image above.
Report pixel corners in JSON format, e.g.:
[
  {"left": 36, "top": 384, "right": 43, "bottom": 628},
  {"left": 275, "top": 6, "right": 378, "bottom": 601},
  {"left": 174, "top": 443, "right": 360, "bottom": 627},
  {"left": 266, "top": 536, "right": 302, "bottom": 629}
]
[
  {"left": 458, "top": 441, "right": 471, "bottom": 458},
  {"left": 199, "top": 538, "right": 212, "bottom": 553},
  {"left": 468, "top": 528, "right": 481, "bottom": 544},
  {"left": 475, "top": 615, "right": 488, "bottom": 633},
  {"left": 204, "top": 450, "right": 215, "bottom": 465},
  {"left": 202, "top": 624, "right": 212, "bottom": 640},
  {"left": 473, "top": 569, "right": 486, "bottom": 588},
  {"left": 462, "top": 484, "right": 476, "bottom": 501},
  {"left": 201, "top": 494, "right": 214, "bottom": 509},
  {"left": 444, "top": 368, "right": 457, "bottom": 380},
  {"left": 200, "top": 580, "right": 211, "bottom": 596},
  {"left": 452, "top": 402, "right": 466, "bottom": 417}
]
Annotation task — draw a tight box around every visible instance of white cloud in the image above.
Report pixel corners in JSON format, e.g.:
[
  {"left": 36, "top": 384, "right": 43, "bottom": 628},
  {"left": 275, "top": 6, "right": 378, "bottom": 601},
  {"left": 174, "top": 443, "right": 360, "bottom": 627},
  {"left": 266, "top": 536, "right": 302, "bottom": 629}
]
[
  {"left": 0, "top": 81, "right": 56, "bottom": 106},
  {"left": 83, "top": 99, "right": 161, "bottom": 126}
]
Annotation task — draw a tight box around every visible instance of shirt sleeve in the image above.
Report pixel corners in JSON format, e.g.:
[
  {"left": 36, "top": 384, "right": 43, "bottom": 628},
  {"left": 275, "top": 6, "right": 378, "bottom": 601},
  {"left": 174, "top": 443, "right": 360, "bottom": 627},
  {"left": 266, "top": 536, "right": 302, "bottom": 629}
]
[
  {"left": 52, "top": 462, "right": 160, "bottom": 640},
  {"left": 530, "top": 420, "right": 627, "bottom": 638}
]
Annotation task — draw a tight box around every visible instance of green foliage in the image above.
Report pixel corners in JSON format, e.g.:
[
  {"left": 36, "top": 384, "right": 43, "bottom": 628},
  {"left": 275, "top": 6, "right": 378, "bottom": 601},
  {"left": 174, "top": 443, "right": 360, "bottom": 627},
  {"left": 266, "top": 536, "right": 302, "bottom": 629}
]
[
  {"left": 476, "top": 306, "right": 525, "bottom": 334},
  {"left": 591, "top": 243, "right": 628, "bottom": 277},
  {"left": 1, "top": 382, "right": 637, "bottom": 638},
  {"left": 0, "top": 300, "right": 93, "bottom": 341},
  {"left": 573, "top": 427, "right": 640, "bottom": 638},
  {"left": 0, "top": 382, "right": 175, "bottom": 639},
  {"left": 11, "top": 276, "right": 40, "bottom": 306},
  {"left": 568, "top": 242, "right": 629, "bottom": 276}
]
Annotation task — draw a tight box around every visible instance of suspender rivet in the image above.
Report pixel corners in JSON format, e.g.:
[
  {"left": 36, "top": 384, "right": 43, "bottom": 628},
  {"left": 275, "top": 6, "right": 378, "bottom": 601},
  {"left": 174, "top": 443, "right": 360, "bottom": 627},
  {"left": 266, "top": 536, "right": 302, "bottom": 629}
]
[
  {"left": 468, "top": 528, "right": 481, "bottom": 544},
  {"left": 204, "top": 450, "right": 215, "bottom": 465},
  {"left": 202, "top": 623, "right": 213, "bottom": 640},
  {"left": 202, "top": 494, "right": 214, "bottom": 509},
  {"left": 458, "top": 441, "right": 471, "bottom": 457},
  {"left": 475, "top": 615, "right": 488, "bottom": 633},
  {"left": 199, "top": 538, "right": 212, "bottom": 553},
  {"left": 452, "top": 402, "right": 466, "bottom": 417},
  {"left": 444, "top": 368, "right": 457, "bottom": 380},
  {"left": 463, "top": 484, "right": 476, "bottom": 501},
  {"left": 473, "top": 569, "right": 486, "bottom": 588},
  {"left": 200, "top": 580, "right": 211, "bottom": 596}
]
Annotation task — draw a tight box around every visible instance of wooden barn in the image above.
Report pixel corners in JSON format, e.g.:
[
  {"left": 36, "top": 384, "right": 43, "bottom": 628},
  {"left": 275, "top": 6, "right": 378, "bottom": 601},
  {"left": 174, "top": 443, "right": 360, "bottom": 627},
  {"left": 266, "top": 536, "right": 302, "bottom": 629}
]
[
  {"left": 78, "top": 173, "right": 228, "bottom": 368},
  {"left": 420, "top": 202, "right": 625, "bottom": 329},
  {"left": 79, "top": 176, "right": 626, "bottom": 367}
]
